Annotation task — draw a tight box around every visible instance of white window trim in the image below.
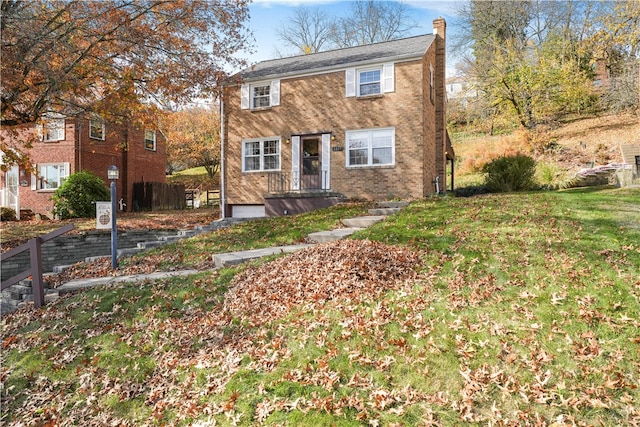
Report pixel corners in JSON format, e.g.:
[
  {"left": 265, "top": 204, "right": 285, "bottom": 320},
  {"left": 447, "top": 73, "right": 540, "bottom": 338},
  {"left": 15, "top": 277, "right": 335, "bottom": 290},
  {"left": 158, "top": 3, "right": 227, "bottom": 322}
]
[
  {"left": 357, "top": 67, "right": 382, "bottom": 97},
  {"left": 36, "top": 162, "right": 70, "bottom": 191},
  {"left": 241, "top": 80, "right": 280, "bottom": 110},
  {"left": 346, "top": 63, "right": 394, "bottom": 98},
  {"left": 144, "top": 130, "right": 157, "bottom": 151},
  {"left": 345, "top": 127, "right": 395, "bottom": 168},
  {"left": 40, "top": 117, "right": 65, "bottom": 142},
  {"left": 89, "top": 118, "right": 105, "bottom": 140},
  {"left": 242, "top": 137, "right": 281, "bottom": 172}
]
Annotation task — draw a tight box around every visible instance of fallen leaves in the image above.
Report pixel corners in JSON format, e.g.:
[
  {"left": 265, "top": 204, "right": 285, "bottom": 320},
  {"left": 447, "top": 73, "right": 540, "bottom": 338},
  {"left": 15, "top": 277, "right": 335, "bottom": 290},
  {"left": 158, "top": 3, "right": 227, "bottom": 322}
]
[{"left": 224, "top": 240, "right": 421, "bottom": 326}]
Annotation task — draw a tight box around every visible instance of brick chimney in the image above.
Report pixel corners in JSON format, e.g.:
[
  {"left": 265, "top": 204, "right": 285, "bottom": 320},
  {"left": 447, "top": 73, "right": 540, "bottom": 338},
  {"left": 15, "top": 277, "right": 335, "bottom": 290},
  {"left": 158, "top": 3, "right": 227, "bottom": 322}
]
[{"left": 433, "top": 17, "right": 447, "bottom": 192}]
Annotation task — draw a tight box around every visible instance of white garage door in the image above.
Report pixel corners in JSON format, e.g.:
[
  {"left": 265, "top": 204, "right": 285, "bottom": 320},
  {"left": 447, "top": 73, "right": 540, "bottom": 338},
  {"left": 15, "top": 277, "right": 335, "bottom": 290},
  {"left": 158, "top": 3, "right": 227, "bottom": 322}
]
[{"left": 232, "top": 205, "right": 265, "bottom": 218}]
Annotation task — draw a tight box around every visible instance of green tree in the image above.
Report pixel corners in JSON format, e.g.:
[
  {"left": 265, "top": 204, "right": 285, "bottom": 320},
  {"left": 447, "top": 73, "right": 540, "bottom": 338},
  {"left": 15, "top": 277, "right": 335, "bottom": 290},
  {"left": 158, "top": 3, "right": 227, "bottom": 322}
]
[{"left": 52, "top": 171, "right": 110, "bottom": 219}]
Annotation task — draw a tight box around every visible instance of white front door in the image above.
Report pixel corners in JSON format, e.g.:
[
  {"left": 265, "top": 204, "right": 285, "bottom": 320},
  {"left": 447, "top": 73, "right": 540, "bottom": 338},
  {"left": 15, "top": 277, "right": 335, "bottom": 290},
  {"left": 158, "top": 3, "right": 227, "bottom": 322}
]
[{"left": 5, "top": 166, "right": 20, "bottom": 219}]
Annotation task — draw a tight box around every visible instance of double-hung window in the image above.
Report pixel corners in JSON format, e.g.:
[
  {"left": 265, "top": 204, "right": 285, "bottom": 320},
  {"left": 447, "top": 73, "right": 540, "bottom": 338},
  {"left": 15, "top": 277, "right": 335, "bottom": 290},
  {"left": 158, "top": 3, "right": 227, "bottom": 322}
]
[
  {"left": 144, "top": 130, "right": 156, "bottom": 151},
  {"left": 38, "top": 163, "right": 69, "bottom": 190},
  {"left": 358, "top": 69, "right": 382, "bottom": 96},
  {"left": 241, "top": 80, "right": 280, "bottom": 110},
  {"left": 346, "top": 127, "right": 395, "bottom": 167},
  {"left": 346, "top": 63, "right": 394, "bottom": 97},
  {"left": 90, "top": 118, "right": 105, "bottom": 140},
  {"left": 253, "top": 85, "right": 271, "bottom": 108},
  {"left": 242, "top": 138, "right": 280, "bottom": 172},
  {"left": 40, "top": 117, "right": 65, "bottom": 142}
]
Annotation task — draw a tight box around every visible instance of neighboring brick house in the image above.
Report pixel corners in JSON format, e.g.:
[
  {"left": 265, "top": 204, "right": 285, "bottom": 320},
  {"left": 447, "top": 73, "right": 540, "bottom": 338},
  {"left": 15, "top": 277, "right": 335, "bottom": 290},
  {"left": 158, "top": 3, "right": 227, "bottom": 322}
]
[
  {"left": 221, "top": 18, "right": 453, "bottom": 218},
  {"left": 0, "top": 115, "right": 166, "bottom": 217}
]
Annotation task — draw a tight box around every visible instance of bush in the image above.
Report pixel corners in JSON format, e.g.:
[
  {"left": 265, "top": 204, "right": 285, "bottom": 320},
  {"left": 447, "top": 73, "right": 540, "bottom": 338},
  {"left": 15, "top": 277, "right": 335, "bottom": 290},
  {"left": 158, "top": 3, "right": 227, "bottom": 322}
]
[
  {"left": 482, "top": 155, "right": 538, "bottom": 193},
  {"left": 536, "top": 161, "right": 569, "bottom": 190},
  {"left": 1, "top": 207, "right": 17, "bottom": 221},
  {"left": 453, "top": 185, "right": 489, "bottom": 198},
  {"left": 52, "top": 171, "right": 110, "bottom": 219}
]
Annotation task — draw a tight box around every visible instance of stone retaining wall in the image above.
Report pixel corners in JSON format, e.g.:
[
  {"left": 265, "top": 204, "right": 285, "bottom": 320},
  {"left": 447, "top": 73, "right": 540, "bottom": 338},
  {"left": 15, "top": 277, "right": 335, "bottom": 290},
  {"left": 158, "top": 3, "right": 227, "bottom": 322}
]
[{"left": 1, "top": 229, "right": 178, "bottom": 282}]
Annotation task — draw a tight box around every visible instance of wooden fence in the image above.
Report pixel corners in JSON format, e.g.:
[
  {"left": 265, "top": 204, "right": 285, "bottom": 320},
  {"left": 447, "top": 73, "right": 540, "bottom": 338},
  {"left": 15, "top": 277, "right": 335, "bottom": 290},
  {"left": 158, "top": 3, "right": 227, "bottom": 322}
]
[{"left": 132, "top": 182, "right": 186, "bottom": 211}]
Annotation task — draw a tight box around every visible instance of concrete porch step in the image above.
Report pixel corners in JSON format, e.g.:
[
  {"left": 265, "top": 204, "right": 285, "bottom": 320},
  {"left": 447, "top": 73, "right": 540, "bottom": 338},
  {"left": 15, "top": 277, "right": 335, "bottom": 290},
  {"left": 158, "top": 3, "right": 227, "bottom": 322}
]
[
  {"left": 368, "top": 207, "right": 401, "bottom": 216},
  {"left": 307, "top": 227, "right": 363, "bottom": 243},
  {"left": 377, "top": 201, "right": 409, "bottom": 209},
  {"left": 342, "top": 215, "right": 385, "bottom": 228}
]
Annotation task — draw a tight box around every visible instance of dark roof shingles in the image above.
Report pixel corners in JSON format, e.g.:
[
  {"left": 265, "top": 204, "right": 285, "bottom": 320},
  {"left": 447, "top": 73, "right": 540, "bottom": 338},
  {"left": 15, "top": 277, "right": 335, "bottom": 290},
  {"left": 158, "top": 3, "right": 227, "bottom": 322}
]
[{"left": 240, "top": 34, "right": 434, "bottom": 81}]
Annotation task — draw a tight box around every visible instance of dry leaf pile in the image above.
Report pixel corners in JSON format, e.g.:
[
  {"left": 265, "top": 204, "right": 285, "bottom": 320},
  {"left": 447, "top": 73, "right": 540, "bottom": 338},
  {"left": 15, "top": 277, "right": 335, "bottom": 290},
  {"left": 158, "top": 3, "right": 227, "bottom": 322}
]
[{"left": 224, "top": 240, "right": 421, "bottom": 326}]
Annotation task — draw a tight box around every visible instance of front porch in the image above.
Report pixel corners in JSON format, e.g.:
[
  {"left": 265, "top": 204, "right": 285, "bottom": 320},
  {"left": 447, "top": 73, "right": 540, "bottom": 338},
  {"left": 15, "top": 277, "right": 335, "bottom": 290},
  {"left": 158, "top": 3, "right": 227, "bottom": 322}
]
[{"left": 265, "top": 171, "right": 345, "bottom": 217}]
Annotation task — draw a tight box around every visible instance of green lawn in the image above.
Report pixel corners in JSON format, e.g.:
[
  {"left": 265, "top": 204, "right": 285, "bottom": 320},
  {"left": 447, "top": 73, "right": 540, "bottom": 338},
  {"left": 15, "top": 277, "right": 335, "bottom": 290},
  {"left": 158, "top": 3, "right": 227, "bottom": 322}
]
[{"left": 2, "top": 188, "right": 639, "bottom": 426}]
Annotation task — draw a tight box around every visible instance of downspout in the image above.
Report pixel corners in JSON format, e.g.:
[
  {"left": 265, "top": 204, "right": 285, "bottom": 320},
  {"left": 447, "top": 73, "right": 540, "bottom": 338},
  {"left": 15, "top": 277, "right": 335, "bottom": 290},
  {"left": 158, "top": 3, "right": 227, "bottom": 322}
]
[
  {"left": 219, "top": 96, "right": 226, "bottom": 219},
  {"left": 76, "top": 119, "right": 82, "bottom": 173}
]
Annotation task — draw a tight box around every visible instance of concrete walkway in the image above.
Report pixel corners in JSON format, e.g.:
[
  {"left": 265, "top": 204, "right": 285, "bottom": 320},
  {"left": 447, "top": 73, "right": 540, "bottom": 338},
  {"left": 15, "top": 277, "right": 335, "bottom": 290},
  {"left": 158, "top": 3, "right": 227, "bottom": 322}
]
[{"left": 53, "top": 201, "right": 408, "bottom": 297}]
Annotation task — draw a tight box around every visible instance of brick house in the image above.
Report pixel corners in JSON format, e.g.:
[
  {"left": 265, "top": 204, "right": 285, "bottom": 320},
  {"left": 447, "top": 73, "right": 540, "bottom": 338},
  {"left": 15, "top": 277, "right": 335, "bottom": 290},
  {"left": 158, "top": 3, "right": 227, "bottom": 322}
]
[
  {"left": 221, "top": 18, "right": 453, "bottom": 218},
  {"left": 0, "top": 115, "right": 166, "bottom": 218}
]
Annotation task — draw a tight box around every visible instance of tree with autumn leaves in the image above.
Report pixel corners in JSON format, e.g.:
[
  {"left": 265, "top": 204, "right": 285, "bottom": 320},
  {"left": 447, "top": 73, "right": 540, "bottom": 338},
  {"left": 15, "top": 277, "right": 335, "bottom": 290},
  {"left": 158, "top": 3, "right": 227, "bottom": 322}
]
[
  {"left": 454, "top": 0, "right": 639, "bottom": 129},
  {"left": 1, "top": 0, "right": 251, "bottom": 167},
  {"left": 162, "top": 107, "right": 220, "bottom": 178}
]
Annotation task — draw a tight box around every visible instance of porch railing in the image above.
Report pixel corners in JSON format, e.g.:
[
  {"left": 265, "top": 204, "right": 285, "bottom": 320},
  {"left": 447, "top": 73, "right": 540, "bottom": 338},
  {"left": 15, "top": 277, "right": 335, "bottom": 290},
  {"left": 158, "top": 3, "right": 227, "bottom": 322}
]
[
  {"left": 1, "top": 223, "right": 74, "bottom": 308},
  {"left": 268, "top": 171, "right": 328, "bottom": 193}
]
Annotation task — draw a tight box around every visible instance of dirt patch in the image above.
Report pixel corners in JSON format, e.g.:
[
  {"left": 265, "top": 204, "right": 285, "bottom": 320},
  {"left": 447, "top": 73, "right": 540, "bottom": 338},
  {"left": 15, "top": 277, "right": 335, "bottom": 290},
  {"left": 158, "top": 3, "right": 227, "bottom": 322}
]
[{"left": 453, "top": 112, "right": 640, "bottom": 174}]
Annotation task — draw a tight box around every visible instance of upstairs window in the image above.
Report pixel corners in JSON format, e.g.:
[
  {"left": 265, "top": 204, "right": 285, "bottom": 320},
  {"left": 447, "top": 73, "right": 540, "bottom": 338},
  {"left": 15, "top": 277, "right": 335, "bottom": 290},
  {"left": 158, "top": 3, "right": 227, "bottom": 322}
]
[
  {"left": 358, "top": 69, "right": 381, "bottom": 96},
  {"left": 241, "top": 80, "right": 280, "bottom": 110},
  {"left": 346, "top": 63, "right": 394, "bottom": 97},
  {"left": 89, "top": 118, "right": 105, "bottom": 140},
  {"left": 40, "top": 116, "right": 65, "bottom": 142},
  {"left": 253, "top": 85, "right": 271, "bottom": 108},
  {"left": 144, "top": 130, "right": 156, "bottom": 151},
  {"left": 242, "top": 137, "right": 280, "bottom": 172}
]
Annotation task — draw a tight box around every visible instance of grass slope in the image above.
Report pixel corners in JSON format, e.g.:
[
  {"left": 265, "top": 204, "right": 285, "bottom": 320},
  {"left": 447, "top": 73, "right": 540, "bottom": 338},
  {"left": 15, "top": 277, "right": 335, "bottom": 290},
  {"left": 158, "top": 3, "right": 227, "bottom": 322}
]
[{"left": 2, "top": 188, "right": 639, "bottom": 426}]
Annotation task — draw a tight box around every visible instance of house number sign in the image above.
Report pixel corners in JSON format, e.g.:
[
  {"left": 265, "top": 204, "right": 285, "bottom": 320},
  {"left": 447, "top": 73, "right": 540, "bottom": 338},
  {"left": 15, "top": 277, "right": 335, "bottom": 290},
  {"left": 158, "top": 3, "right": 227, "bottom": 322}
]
[{"left": 332, "top": 146, "right": 344, "bottom": 152}]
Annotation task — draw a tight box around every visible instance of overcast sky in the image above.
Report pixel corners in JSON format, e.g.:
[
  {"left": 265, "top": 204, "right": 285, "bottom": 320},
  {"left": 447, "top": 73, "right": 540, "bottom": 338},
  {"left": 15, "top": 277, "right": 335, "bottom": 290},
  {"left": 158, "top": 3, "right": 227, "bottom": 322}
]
[{"left": 245, "top": 0, "right": 461, "bottom": 75}]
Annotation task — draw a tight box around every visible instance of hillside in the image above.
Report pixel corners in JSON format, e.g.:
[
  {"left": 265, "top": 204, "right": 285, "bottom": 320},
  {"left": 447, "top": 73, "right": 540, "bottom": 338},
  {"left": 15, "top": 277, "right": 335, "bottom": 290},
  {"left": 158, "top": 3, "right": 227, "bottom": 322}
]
[
  {"left": 452, "top": 112, "right": 640, "bottom": 183},
  {"left": 2, "top": 190, "right": 639, "bottom": 425}
]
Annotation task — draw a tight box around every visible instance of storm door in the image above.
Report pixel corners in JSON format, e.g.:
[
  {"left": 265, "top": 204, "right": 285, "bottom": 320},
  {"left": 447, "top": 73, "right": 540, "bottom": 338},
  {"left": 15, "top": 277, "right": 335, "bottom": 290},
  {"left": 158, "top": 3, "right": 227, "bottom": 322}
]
[
  {"left": 301, "top": 136, "right": 322, "bottom": 190},
  {"left": 5, "top": 166, "right": 19, "bottom": 219}
]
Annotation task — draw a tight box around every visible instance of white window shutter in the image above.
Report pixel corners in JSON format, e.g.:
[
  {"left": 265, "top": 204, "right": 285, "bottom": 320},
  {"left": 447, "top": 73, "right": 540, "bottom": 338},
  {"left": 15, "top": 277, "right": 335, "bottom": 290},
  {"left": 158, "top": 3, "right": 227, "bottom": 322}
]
[
  {"left": 383, "top": 63, "right": 394, "bottom": 93},
  {"left": 346, "top": 68, "right": 356, "bottom": 97},
  {"left": 241, "top": 84, "right": 250, "bottom": 109},
  {"left": 321, "top": 133, "right": 331, "bottom": 190},
  {"left": 31, "top": 172, "right": 37, "bottom": 190},
  {"left": 270, "top": 80, "right": 280, "bottom": 106},
  {"left": 291, "top": 136, "right": 300, "bottom": 191}
]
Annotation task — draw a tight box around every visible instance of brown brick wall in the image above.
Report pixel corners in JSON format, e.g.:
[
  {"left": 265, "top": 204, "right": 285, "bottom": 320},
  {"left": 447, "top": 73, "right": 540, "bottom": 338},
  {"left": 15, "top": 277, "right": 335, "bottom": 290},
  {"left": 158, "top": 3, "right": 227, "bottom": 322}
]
[
  {"left": 433, "top": 18, "right": 448, "bottom": 191},
  {"left": 224, "top": 58, "right": 437, "bottom": 206},
  {"left": 2, "top": 118, "right": 166, "bottom": 215},
  {"left": 20, "top": 120, "right": 78, "bottom": 215}
]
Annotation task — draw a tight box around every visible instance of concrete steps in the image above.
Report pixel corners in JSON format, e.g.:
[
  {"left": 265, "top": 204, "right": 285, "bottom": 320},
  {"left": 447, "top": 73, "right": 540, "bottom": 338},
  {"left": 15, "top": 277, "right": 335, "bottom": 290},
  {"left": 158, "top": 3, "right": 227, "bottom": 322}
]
[
  {"left": 307, "top": 227, "right": 363, "bottom": 243},
  {"left": 342, "top": 215, "right": 385, "bottom": 228},
  {"left": 213, "top": 244, "right": 314, "bottom": 268}
]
